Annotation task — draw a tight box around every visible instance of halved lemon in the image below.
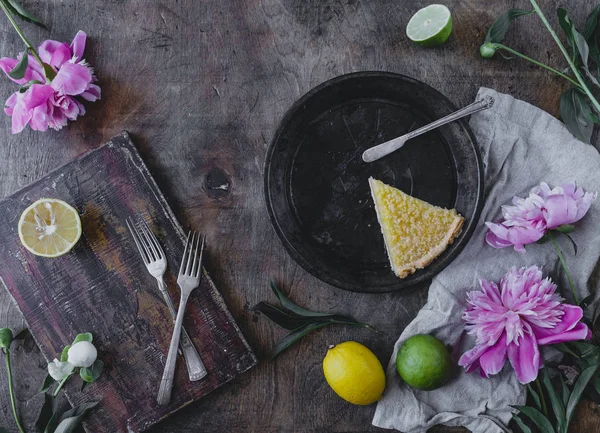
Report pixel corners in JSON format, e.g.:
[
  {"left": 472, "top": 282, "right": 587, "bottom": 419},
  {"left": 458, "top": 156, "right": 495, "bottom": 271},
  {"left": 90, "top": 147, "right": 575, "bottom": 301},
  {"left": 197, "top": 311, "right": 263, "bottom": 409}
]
[{"left": 18, "top": 199, "right": 82, "bottom": 257}]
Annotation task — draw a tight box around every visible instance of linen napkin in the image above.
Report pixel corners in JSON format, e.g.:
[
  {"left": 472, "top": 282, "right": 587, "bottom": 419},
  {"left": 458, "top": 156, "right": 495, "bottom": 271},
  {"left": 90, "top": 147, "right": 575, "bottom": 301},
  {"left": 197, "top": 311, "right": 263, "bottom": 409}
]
[{"left": 372, "top": 87, "right": 600, "bottom": 433}]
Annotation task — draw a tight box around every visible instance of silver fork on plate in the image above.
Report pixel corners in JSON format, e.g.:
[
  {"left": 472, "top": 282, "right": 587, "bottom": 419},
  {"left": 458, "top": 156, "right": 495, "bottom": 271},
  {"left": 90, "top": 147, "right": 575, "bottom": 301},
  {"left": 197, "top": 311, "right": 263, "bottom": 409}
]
[
  {"left": 126, "top": 217, "right": 207, "bottom": 382},
  {"left": 157, "top": 231, "right": 205, "bottom": 405}
]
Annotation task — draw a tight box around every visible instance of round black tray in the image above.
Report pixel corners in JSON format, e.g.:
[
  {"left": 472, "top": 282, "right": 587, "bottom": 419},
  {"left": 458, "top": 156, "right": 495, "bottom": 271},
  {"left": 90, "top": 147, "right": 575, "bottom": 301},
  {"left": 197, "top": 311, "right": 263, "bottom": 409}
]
[{"left": 264, "top": 71, "right": 484, "bottom": 293}]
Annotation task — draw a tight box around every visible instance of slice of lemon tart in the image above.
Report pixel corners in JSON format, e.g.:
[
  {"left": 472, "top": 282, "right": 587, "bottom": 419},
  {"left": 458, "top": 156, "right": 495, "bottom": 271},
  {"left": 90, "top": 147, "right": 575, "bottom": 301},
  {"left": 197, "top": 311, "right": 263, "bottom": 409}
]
[{"left": 368, "top": 177, "right": 464, "bottom": 279}]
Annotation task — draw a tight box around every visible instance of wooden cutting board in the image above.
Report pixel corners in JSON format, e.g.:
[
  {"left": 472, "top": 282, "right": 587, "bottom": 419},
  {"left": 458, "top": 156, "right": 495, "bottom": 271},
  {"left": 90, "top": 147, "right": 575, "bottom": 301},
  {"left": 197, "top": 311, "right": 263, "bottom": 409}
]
[{"left": 0, "top": 132, "right": 257, "bottom": 432}]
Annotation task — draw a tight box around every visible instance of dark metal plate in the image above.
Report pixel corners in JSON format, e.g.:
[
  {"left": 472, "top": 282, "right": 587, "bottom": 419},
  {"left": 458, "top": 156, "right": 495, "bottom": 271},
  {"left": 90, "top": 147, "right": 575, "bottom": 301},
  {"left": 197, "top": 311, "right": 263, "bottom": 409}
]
[{"left": 264, "top": 72, "right": 483, "bottom": 293}]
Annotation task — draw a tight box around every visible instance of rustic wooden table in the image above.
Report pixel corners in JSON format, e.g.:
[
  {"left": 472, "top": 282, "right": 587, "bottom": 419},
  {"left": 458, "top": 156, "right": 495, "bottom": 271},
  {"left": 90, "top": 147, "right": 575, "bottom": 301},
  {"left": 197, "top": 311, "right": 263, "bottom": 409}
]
[{"left": 0, "top": 1, "right": 599, "bottom": 432}]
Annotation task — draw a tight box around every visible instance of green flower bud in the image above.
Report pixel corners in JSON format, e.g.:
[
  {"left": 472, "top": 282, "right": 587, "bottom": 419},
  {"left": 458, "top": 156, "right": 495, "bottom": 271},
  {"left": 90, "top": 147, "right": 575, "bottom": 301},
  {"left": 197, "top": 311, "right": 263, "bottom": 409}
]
[
  {"left": 0, "top": 328, "right": 13, "bottom": 349},
  {"left": 480, "top": 43, "right": 496, "bottom": 58}
]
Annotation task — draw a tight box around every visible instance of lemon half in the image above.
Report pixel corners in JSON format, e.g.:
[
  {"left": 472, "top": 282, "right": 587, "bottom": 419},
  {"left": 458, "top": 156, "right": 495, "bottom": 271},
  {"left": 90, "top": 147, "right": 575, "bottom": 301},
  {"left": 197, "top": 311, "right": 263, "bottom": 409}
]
[{"left": 18, "top": 199, "right": 82, "bottom": 257}]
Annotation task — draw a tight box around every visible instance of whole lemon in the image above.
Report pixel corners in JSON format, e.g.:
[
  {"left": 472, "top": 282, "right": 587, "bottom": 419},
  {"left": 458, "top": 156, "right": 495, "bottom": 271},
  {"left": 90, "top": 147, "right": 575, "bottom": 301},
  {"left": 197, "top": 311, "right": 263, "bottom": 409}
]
[
  {"left": 323, "top": 341, "right": 386, "bottom": 405},
  {"left": 396, "top": 334, "right": 452, "bottom": 390}
]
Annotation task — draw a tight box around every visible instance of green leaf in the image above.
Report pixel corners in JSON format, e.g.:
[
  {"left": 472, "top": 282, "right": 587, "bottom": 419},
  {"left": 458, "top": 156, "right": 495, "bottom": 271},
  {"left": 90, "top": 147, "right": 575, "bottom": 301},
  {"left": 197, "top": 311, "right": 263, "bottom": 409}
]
[
  {"left": 560, "top": 88, "right": 595, "bottom": 144},
  {"left": 561, "top": 379, "right": 570, "bottom": 407},
  {"left": 42, "top": 63, "right": 55, "bottom": 81},
  {"left": 569, "top": 341, "right": 600, "bottom": 358},
  {"left": 54, "top": 401, "right": 99, "bottom": 433},
  {"left": 271, "top": 322, "right": 328, "bottom": 358},
  {"left": 13, "top": 328, "right": 29, "bottom": 340},
  {"left": 269, "top": 281, "right": 331, "bottom": 317},
  {"left": 19, "top": 79, "right": 43, "bottom": 93},
  {"left": 44, "top": 411, "right": 59, "bottom": 433},
  {"left": 484, "top": 9, "right": 534, "bottom": 43},
  {"left": 527, "top": 383, "right": 542, "bottom": 411},
  {"left": 584, "top": 5, "right": 600, "bottom": 40},
  {"left": 558, "top": 8, "right": 598, "bottom": 86},
  {"left": 34, "top": 392, "right": 56, "bottom": 433},
  {"left": 253, "top": 302, "right": 314, "bottom": 331},
  {"left": 3, "top": 0, "right": 46, "bottom": 28},
  {"left": 39, "top": 373, "right": 54, "bottom": 393},
  {"left": 566, "top": 364, "right": 599, "bottom": 425},
  {"left": 562, "top": 232, "right": 578, "bottom": 256},
  {"left": 60, "top": 345, "right": 71, "bottom": 363},
  {"left": 513, "top": 405, "right": 555, "bottom": 433},
  {"left": 542, "top": 370, "right": 566, "bottom": 432},
  {"left": 73, "top": 333, "right": 92, "bottom": 344},
  {"left": 512, "top": 414, "right": 533, "bottom": 433},
  {"left": 8, "top": 48, "right": 30, "bottom": 80},
  {"left": 80, "top": 359, "right": 103, "bottom": 383}
]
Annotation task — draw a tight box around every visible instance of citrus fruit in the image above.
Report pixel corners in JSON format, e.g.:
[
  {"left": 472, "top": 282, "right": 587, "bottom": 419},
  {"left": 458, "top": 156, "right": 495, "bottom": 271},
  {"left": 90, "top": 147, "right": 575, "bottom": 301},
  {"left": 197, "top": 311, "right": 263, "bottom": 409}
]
[
  {"left": 323, "top": 341, "right": 386, "bottom": 405},
  {"left": 406, "top": 4, "right": 452, "bottom": 47},
  {"left": 18, "top": 198, "right": 82, "bottom": 257},
  {"left": 396, "top": 334, "right": 452, "bottom": 390}
]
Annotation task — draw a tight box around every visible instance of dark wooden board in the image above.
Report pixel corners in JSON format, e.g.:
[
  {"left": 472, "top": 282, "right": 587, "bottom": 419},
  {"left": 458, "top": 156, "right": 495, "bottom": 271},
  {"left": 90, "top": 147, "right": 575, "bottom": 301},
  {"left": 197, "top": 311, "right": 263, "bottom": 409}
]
[
  {"left": 0, "top": 1, "right": 599, "bottom": 433},
  {"left": 0, "top": 132, "right": 257, "bottom": 433}
]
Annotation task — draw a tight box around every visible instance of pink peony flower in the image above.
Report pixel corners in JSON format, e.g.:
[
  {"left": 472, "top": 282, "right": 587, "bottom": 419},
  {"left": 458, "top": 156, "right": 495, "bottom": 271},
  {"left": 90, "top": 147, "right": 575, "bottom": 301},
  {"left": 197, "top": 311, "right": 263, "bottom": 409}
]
[
  {"left": 531, "top": 182, "right": 597, "bottom": 229},
  {"left": 485, "top": 182, "right": 596, "bottom": 252},
  {"left": 459, "top": 266, "right": 590, "bottom": 384},
  {"left": 0, "top": 31, "right": 100, "bottom": 133}
]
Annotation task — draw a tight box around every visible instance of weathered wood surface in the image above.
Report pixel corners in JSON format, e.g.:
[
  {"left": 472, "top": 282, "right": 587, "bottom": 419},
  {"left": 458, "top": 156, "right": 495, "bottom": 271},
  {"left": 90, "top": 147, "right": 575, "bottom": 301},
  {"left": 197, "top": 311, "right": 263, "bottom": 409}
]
[
  {"left": 0, "top": 133, "right": 257, "bottom": 432},
  {"left": 0, "top": 1, "right": 599, "bottom": 433}
]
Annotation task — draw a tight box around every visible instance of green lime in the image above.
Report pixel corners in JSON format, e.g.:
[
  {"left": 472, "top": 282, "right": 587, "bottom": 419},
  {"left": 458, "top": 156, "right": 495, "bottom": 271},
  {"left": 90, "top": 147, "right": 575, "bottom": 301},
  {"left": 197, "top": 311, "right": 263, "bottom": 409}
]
[
  {"left": 406, "top": 4, "right": 452, "bottom": 47},
  {"left": 396, "top": 334, "right": 452, "bottom": 390}
]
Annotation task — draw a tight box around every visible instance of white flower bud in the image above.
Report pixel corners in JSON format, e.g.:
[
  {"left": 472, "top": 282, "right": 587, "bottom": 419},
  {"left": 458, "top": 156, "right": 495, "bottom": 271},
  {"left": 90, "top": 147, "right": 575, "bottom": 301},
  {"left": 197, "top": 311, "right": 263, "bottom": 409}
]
[
  {"left": 67, "top": 341, "right": 97, "bottom": 368},
  {"left": 47, "top": 358, "right": 74, "bottom": 381}
]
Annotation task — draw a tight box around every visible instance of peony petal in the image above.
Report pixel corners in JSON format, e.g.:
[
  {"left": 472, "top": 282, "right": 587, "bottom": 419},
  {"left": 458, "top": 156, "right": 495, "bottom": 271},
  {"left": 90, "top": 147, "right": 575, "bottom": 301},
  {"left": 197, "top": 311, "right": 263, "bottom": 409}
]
[
  {"left": 70, "top": 31, "right": 87, "bottom": 62},
  {"left": 537, "top": 322, "right": 591, "bottom": 345},
  {"left": 458, "top": 343, "right": 489, "bottom": 370},
  {"left": 29, "top": 102, "right": 50, "bottom": 131},
  {"left": 80, "top": 83, "right": 101, "bottom": 102},
  {"left": 480, "top": 279, "right": 503, "bottom": 306},
  {"left": 479, "top": 333, "right": 508, "bottom": 377},
  {"left": 10, "top": 102, "right": 31, "bottom": 134},
  {"left": 485, "top": 229, "right": 513, "bottom": 249},
  {"left": 51, "top": 63, "right": 92, "bottom": 96},
  {"left": 4, "top": 92, "right": 17, "bottom": 116},
  {"left": 21, "top": 84, "right": 54, "bottom": 110},
  {"left": 507, "top": 332, "right": 540, "bottom": 384},
  {"left": 38, "top": 40, "right": 72, "bottom": 67},
  {"left": 533, "top": 304, "right": 582, "bottom": 338},
  {"left": 543, "top": 195, "right": 579, "bottom": 228}
]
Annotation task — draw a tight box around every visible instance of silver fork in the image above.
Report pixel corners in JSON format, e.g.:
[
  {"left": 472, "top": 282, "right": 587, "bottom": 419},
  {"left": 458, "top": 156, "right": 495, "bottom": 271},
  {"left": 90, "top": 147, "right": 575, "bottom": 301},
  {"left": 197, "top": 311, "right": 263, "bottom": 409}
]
[
  {"left": 157, "top": 231, "right": 206, "bottom": 405},
  {"left": 126, "top": 217, "right": 207, "bottom": 382}
]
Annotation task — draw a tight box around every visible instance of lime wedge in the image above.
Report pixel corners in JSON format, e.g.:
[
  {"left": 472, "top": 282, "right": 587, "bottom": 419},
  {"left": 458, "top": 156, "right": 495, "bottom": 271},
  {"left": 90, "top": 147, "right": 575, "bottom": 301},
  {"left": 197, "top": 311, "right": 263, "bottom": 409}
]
[{"left": 406, "top": 4, "right": 452, "bottom": 47}]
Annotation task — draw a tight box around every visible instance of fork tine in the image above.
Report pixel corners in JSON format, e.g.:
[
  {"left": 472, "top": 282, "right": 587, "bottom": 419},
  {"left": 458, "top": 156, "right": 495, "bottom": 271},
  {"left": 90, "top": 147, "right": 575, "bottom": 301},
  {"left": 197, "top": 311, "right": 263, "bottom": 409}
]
[
  {"left": 189, "top": 232, "right": 200, "bottom": 277},
  {"left": 192, "top": 235, "right": 205, "bottom": 278},
  {"left": 134, "top": 221, "right": 155, "bottom": 262},
  {"left": 185, "top": 232, "right": 197, "bottom": 276},
  {"left": 126, "top": 218, "right": 150, "bottom": 265},
  {"left": 139, "top": 218, "right": 164, "bottom": 259},
  {"left": 135, "top": 218, "right": 160, "bottom": 261},
  {"left": 179, "top": 231, "right": 192, "bottom": 276}
]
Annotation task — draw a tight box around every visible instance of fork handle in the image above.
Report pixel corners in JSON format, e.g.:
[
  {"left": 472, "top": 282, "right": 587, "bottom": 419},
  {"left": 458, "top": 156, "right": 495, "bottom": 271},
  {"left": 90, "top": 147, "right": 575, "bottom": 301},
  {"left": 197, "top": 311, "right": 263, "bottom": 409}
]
[
  {"left": 157, "top": 291, "right": 190, "bottom": 405},
  {"left": 156, "top": 279, "right": 207, "bottom": 381}
]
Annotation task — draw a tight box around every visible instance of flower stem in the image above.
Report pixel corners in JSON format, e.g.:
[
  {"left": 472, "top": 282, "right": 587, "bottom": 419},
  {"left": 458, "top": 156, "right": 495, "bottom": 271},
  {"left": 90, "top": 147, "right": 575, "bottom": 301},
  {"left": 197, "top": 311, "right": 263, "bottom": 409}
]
[
  {"left": 5, "top": 350, "right": 26, "bottom": 433},
  {"left": 53, "top": 373, "right": 70, "bottom": 397},
  {"left": 493, "top": 43, "right": 583, "bottom": 90},
  {"left": 548, "top": 231, "right": 579, "bottom": 305},
  {"left": 0, "top": 0, "right": 45, "bottom": 72},
  {"left": 529, "top": 0, "right": 600, "bottom": 114}
]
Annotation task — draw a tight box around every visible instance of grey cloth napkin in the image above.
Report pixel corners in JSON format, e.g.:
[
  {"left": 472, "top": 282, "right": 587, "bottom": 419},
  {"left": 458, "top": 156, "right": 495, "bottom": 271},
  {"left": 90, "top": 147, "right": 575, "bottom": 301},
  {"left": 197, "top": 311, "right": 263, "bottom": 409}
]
[{"left": 372, "top": 87, "right": 600, "bottom": 433}]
